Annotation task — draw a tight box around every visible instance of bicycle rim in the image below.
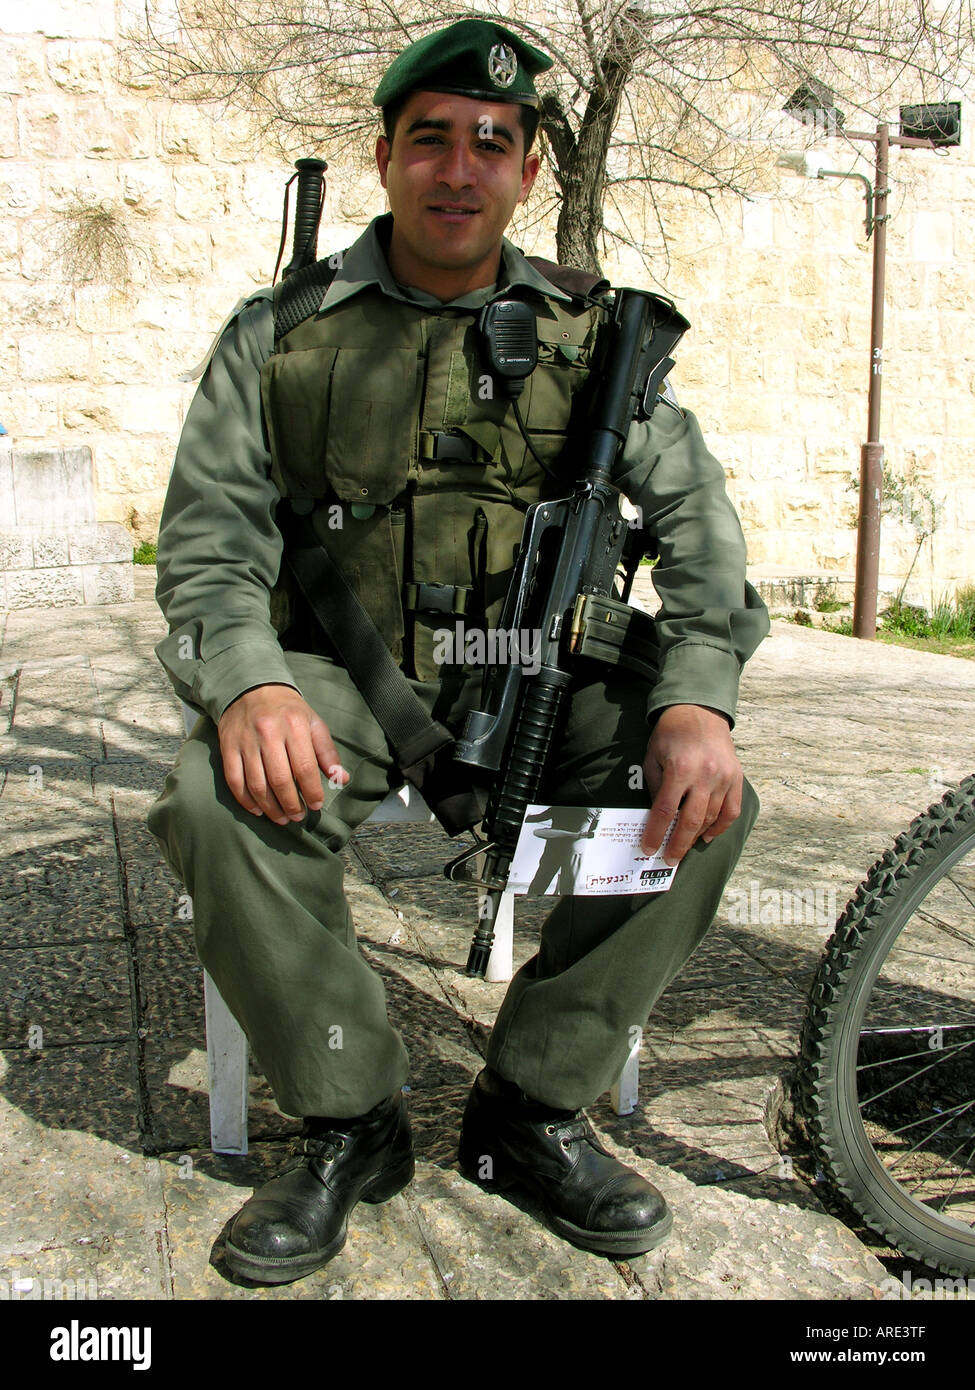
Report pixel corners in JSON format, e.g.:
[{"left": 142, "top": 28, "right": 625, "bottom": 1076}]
[{"left": 799, "top": 775, "right": 975, "bottom": 1277}]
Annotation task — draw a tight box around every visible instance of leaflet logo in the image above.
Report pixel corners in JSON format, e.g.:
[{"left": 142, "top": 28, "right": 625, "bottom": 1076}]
[{"left": 50, "top": 1320, "right": 151, "bottom": 1371}]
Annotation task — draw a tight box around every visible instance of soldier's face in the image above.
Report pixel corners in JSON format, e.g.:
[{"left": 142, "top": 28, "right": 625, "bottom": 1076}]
[{"left": 376, "top": 91, "right": 540, "bottom": 293}]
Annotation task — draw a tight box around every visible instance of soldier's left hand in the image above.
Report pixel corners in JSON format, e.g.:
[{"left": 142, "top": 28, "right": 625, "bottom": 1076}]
[{"left": 639, "top": 704, "right": 743, "bottom": 865}]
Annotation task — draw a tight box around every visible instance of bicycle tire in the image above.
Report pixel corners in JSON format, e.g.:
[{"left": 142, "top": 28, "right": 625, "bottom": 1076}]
[{"left": 798, "top": 774, "right": 975, "bottom": 1277}]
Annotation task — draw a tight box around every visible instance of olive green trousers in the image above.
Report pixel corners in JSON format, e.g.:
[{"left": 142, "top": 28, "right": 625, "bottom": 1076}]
[{"left": 147, "top": 652, "right": 758, "bottom": 1118}]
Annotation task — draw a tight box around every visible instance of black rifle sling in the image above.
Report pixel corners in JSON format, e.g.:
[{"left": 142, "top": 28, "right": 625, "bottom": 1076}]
[{"left": 278, "top": 505, "right": 486, "bottom": 838}]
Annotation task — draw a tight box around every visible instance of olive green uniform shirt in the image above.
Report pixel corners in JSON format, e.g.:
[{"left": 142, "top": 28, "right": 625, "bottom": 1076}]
[{"left": 154, "top": 214, "right": 769, "bottom": 727}]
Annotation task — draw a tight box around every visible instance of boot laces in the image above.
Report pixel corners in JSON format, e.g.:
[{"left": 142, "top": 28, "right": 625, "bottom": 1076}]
[
  {"left": 546, "top": 1117, "right": 592, "bottom": 1151},
  {"left": 300, "top": 1130, "right": 347, "bottom": 1164}
]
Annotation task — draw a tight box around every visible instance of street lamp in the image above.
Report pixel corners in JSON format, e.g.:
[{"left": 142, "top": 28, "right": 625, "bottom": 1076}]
[{"left": 779, "top": 93, "right": 960, "bottom": 638}]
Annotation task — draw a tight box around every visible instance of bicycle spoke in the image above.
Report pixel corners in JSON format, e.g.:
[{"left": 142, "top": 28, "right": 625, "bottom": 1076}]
[
  {"left": 881, "top": 1098, "right": 975, "bottom": 1162},
  {"left": 914, "top": 1136, "right": 975, "bottom": 1217},
  {"left": 858, "top": 1038, "right": 974, "bottom": 1106},
  {"left": 856, "top": 1034, "right": 975, "bottom": 1074},
  {"left": 912, "top": 907, "right": 975, "bottom": 952},
  {"left": 942, "top": 870, "right": 975, "bottom": 916}
]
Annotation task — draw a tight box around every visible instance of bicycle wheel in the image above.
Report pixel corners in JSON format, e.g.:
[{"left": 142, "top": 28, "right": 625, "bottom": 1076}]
[{"left": 798, "top": 774, "right": 975, "bottom": 1277}]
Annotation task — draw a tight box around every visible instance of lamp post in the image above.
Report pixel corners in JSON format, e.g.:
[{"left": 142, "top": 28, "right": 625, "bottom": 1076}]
[{"left": 779, "top": 99, "right": 959, "bottom": 637}]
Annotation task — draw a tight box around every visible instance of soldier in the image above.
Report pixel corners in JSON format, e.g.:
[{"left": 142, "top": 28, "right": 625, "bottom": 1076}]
[{"left": 148, "top": 18, "right": 770, "bottom": 1285}]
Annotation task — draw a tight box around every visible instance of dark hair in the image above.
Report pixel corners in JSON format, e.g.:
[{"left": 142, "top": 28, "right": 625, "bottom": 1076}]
[{"left": 381, "top": 97, "right": 539, "bottom": 162}]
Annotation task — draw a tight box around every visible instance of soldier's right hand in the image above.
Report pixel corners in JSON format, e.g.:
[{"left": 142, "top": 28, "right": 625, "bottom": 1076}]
[{"left": 217, "top": 684, "right": 349, "bottom": 825}]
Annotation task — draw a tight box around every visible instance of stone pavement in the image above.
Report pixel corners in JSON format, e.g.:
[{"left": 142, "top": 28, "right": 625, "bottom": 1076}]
[{"left": 1, "top": 567, "right": 973, "bottom": 1301}]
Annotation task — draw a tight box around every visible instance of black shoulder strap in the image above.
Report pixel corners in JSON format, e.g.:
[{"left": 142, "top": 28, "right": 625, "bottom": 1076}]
[
  {"left": 525, "top": 257, "right": 611, "bottom": 301},
  {"left": 273, "top": 256, "right": 344, "bottom": 345},
  {"left": 273, "top": 251, "right": 610, "bottom": 345}
]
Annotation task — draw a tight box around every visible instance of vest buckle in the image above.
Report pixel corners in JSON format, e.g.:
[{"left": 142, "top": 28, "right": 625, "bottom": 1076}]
[
  {"left": 404, "top": 582, "right": 471, "bottom": 616},
  {"left": 421, "top": 431, "right": 476, "bottom": 463}
]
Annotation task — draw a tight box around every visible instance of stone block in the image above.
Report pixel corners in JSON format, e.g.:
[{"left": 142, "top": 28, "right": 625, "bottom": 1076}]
[
  {"left": 82, "top": 561, "right": 134, "bottom": 603},
  {"left": 0, "top": 96, "right": 17, "bottom": 158},
  {"left": 210, "top": 111, "right": 264, "bottom": 163},
  {"left": 148, "top": 224, "right": 212, "bottom": 282},
  {"left": 70, "top": 523, "right": 133, "bottom": 564},
  {"left": 913, "top": 209, "right": 953, "bottom": 262},
  {"left": 59, "top": 385, "right": 123, "bottom": 433},
  {"left": 175, "top": 165, "right": 222, "bottom": 222},
  {"left": 4, "top": 564, "right": 86, "bottom": 607},
  {"left": 5, "top": 385, "right": 60, "bottom": 437},
  {"left": 740, "top": 197, "right": 775, "bottom": 249},
  {"left": 0, "top": 282, "right": 68, "bottom": 332},
  {"left": 18, "top": 97, "right": 79, "bottom": 161},
  {"left": 129, "top": 289, "right": 192, "bottom": 333},
  {"left": 0, "top": 163, "right": 43, "bottom": 216},
  {"left": 0, "top": 439, "right": 12, "bottom": 519},
  {"left": 32, "top": 532, "right": 71, "bottom": 566},
  {"left": 120, "top": 162, "right": 172, "bottom": 219},
  {"left": 18, "top": 332, "right": 90, "bottom": 383},
  {"left": 42, "top": 163, "right": 121, "bottom": 213},
  {"left": 73, "top": 285, "right": 132, "bottom": 334},
  {"left": 80, "top": 98, "right": 156, "bottom": 160},
  {"left": 93, "top": 435, "right": 179, "bottom": 500},
  {"left": 677, "top": 350, "right": 730, "bottom": 390},
  {"left": 242, "top": 166, "right": 285, "bottom": 223},
  {"left": 0, "top": 36, "right": 46, "bottom": 96},
  {"left": 46, "top": 39, "right": 116, "bottom": 94},
  {"left": 117, "top": 385, "right": 184, "bottom": 437},
  {"left": 0, "top": 529, "right": 33, "bottom": 569},
  {"left": 8, "top": 445, "right": 96, "bottom": 525},
  {"left": 2, "top": 0, "right": 116, "bottom": 40},
  {"left": 89, "top": 328, "right": 181, "bottom": 385},
  {"left": 158, "top": 106, "right": 214, "bottom": 161}
]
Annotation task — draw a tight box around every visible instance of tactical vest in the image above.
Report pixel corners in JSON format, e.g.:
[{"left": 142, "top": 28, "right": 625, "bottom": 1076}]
[{"left": 259, "top": 276, "right": 607, "bottom": 680}]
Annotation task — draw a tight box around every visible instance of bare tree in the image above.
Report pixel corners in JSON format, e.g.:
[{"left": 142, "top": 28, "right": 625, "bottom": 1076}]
[{"left": 128, "top": 1, "right": 975, "bottom": 273}]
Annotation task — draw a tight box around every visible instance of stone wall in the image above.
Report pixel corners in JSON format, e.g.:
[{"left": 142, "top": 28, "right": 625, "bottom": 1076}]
[{"left": 2, "top": 0, "right": 973, "bottom": 605}]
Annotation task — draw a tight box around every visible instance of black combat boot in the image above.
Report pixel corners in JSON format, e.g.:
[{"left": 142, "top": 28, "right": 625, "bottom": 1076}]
[
  {"left": 458, "top": 1068, "right": 671, "bottom": 1256},
  {"left": 225, "top": 1092, "right": 414, "bottom": 1284}
]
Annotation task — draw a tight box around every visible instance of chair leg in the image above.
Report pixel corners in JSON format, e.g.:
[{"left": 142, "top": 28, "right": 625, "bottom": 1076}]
[
  {"left": 203, "top": 971, "right": 249, "bottom": 1155},
  {"left": 482, "top": 889, "right": 514, "bottom": 983},
  {"left": 610, "top": 1036, "right": 640, "bottom": 1116}
]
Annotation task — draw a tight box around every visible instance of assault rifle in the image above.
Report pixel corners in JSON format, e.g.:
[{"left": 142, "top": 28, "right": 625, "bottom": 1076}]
[{"left": 446, "top": 288, "right": 689, "bottom": 976}]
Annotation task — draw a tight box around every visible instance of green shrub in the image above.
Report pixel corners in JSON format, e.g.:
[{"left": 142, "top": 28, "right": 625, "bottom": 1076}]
[
  {"left": 133, "top": 541, "right": 157, "bottom": 565},
  {"left": 954, "top": 584, "right": 975, "bottom": 637},
  {"left": 882, "top": 600, "right": 931, "bottom": 638},
  {"left": 813, "top": 581, "right": 845, "bottom": 613}
]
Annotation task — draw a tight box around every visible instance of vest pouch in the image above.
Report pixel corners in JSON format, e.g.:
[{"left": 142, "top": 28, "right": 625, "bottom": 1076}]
[
  {"left": 323, "top": 347, "right": 419, "bottom": 505},
  {"left": 261, "top": 345, "right": 419, "bottom": 504},
  {"left": 261, "top": 346, "right": 339, "bottom": 500},
  {"left": 523, "top": 312, "right": 596, "bottom": 431}
]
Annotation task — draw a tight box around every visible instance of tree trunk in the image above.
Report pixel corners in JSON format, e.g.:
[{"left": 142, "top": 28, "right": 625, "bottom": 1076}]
[{"left": 550, "top": 55, "right": 630, "bottom": 275}]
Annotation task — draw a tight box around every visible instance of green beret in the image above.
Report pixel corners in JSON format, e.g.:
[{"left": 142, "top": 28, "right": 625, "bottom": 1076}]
[{"left": 373, "top": 19, "right": 553, "bottom": 111}]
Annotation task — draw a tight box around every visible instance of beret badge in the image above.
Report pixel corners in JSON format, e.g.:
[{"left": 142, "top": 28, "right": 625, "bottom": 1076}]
[{"left": 488, "top": 43, "right": 518, "bottom": 89}]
